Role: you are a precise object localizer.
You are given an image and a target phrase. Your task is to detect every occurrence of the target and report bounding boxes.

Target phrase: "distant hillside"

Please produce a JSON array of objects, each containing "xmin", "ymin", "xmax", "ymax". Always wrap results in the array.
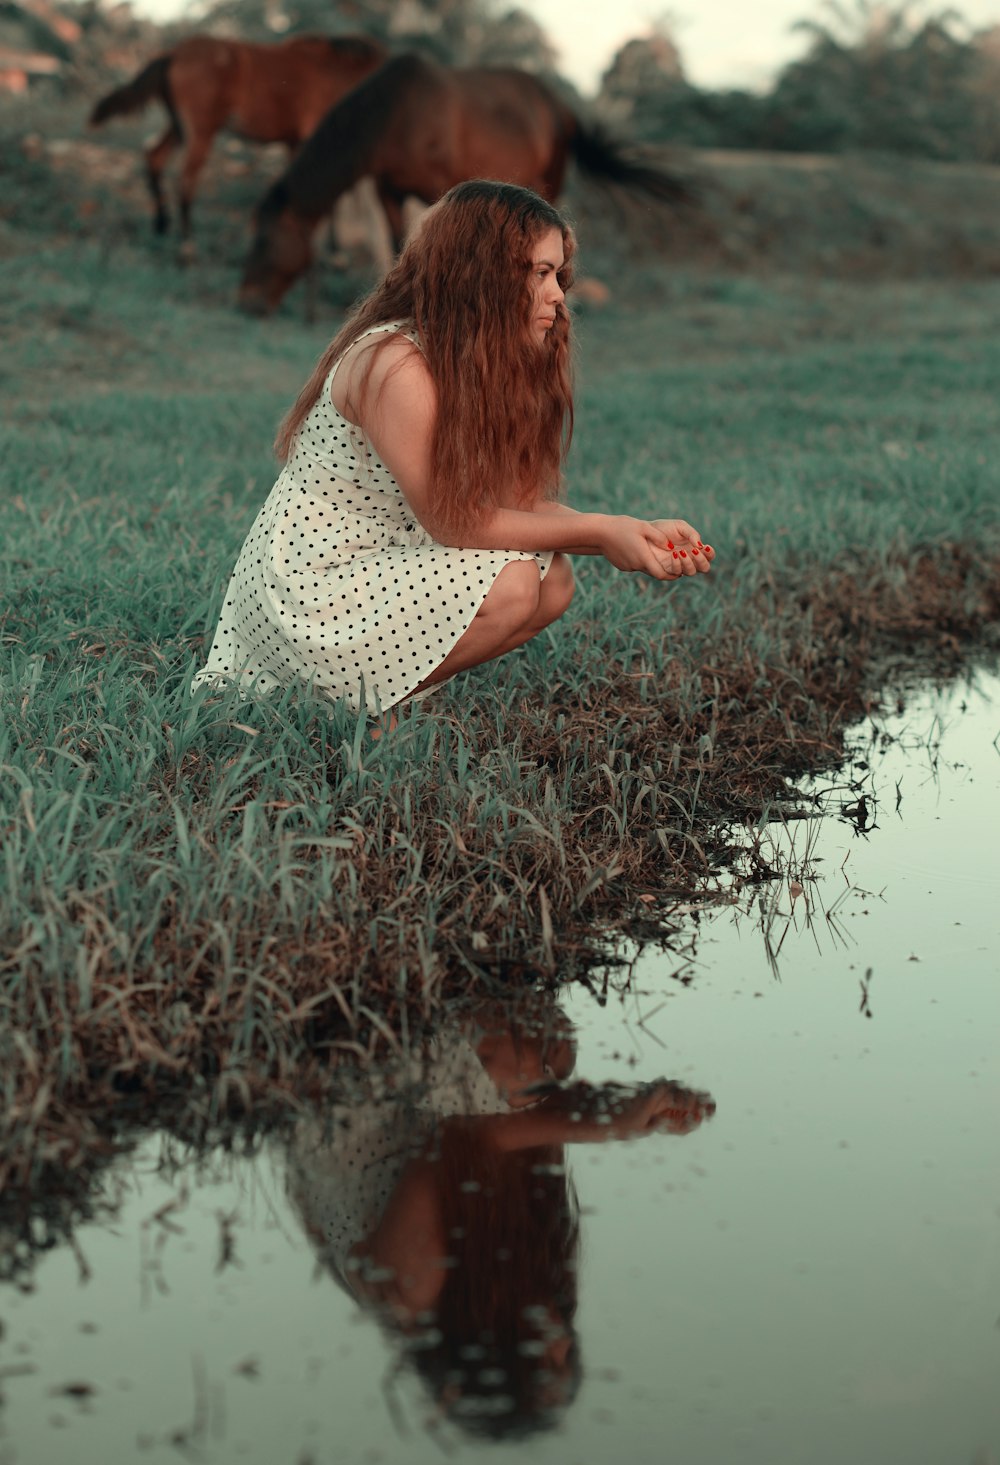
[
  {"xmin": 570, "ymin": 146, "xmax": 1000, "ymax": 282},
  {"xmin": 4, "ymin": 90, "xmax": 1000, "ymax": 289}
]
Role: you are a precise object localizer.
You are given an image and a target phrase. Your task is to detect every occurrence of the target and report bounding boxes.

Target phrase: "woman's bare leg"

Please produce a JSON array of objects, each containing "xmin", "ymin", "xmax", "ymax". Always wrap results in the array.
[
  {"xmin": 410, "ymin": 554, "xmax": 575, "ymax": 695},
  {"xmin": 371, "ymin": 558, "xmax": 574, "ymax": 734}
]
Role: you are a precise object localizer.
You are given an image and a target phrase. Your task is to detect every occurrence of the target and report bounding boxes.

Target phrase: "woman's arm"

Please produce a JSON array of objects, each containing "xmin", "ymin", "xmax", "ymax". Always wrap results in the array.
[
  {"xmin": 527, "ymin": 500, "xmax": 616, "ymax": 557},
  {"xmin": 533, "ymin": 502, "xmax": 714, "ymax": 573},
  {"xmin": 465, "ymin": 1080, "xmax": 715, "ymax": 1150},
  {"xmin": 345, "ymin": 340, "xmax": 707, "ymax": 581}
]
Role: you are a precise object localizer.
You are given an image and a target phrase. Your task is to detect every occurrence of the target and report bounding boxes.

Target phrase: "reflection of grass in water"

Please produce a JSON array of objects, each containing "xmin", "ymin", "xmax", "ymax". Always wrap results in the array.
[
  {"xmin": 2, "ymin": 115, "xmax": 1000, "ymax": 1181},
  {"xmin": 727, "ymin": 800, "xmax": 861, "ymax": 979},
  {"xmin": 720, "ymin": 670, "xmax": 994, "ymax": 980}
]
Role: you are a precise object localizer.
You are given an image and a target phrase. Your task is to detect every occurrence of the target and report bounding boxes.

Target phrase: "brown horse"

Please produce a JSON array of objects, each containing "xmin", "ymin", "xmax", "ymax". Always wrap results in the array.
[
  {"xmin": 238, "ymin": 52, "xmax": 698, "ymax": 315},
  {"xmin": 88, "ymin": 33, "xmax": 387, "ymax": 251}
]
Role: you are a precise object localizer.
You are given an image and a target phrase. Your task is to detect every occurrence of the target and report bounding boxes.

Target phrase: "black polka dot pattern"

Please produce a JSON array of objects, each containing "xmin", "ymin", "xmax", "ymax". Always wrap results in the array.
[
  {"xmin": 194, "ymin": 321, "xmax": 553, "ymax": 712},
  {"xmin": 284, "ymin": 1028, "xmax": 509, "ymax": 1296}
]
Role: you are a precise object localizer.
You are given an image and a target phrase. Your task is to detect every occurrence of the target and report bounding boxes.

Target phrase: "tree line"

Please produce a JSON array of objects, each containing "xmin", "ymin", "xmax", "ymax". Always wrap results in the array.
[{"xmin": 598, "ymin": 3, "xmax": 1000, "ymax": 163}]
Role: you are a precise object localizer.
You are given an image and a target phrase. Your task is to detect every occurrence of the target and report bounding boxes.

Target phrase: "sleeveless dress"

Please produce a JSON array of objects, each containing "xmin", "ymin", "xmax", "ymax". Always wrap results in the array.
[
  {"xmin": 193, "ymin": 321, "xmax": 555, "ymax": 713},
  {"xmin": 282, "ymin": 1026, "xmax": 510, "ymax": 1298}
]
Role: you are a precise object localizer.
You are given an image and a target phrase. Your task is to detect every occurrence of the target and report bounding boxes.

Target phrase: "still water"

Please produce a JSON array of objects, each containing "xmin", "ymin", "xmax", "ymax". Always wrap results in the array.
[{"xmin": 1, "ymin": 671, "xmax": 998, "ymax": 1465}]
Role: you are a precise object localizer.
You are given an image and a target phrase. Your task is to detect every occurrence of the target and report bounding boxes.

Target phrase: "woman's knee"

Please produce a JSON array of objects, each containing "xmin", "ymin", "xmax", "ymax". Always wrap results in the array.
[
  {"xmin": 480, "ymin": 560, "xmax": 542, "ymax": 631},
  {"xmin": 537, "ymin": 553, "xmax": 575, "ymax": 625}
]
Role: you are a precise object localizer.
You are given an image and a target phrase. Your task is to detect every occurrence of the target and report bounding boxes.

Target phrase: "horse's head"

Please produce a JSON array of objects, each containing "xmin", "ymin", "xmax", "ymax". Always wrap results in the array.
[{"xmin": 238, "ymin": 187, "xmax": 314, "ymax": 316}]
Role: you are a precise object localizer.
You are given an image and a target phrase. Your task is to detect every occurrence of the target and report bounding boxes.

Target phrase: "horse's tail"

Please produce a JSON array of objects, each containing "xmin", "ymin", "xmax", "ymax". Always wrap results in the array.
[
  {"xmin": 569, "ymin": 120, "xmax": 698, "ymax": 207},
  {"xmin": 89, "ymin": 54, "xmax": 173, "ymax": 127}
]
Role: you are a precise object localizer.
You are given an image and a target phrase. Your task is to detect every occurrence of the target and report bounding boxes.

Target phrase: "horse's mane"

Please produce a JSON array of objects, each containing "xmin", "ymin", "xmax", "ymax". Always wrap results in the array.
[{"xmin": 278, "ymin": 53, "xmax": 434, "ymax": 221}]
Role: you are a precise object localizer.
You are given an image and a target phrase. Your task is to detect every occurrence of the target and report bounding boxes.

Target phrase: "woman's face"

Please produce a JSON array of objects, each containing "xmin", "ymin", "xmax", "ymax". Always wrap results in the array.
[{"xmin": 527, "ymin": 227, "xmax": 566, "ymax": 342}]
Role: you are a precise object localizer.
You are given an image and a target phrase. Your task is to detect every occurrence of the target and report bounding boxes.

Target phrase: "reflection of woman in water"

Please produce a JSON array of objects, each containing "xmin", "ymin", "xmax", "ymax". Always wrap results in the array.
[{"xmin": 285, "ymin": 998, "xmax": 714, "ymax": 1439}]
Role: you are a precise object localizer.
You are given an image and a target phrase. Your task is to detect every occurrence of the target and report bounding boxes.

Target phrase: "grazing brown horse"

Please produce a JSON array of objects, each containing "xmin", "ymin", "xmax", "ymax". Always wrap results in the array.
[
  {"xmin": 88, "ymin": 33, "xmax": 387, "ymax": 251},
  {"xmin": 238, "ymin": 52, "xmax": 698, "ymax": 315}
]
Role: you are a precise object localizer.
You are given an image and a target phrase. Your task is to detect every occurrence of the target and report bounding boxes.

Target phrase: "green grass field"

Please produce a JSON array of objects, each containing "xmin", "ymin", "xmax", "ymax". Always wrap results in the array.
[{"xmin": 2, "ymin": 107, "xmax": 999, "ymax": 1179}]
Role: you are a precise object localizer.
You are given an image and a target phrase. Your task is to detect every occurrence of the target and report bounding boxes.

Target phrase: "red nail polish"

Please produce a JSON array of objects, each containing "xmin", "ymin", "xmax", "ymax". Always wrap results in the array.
[
  {"xmin": 667, "ymin": 541, "xmax": 674, "ymax": 549},
  {"xmin": 692, "ymin": 547, "xmax": 701, "ymax": 555},
  {"xmin": 704, "ymin": 544, "xmax": 713, "ymax": 553},
  {"xmin": 672, "ymin": 551, "xmax": 679, "ymax": 559},
  {"xmin": 680, "ymin": 551, "xmax": 687, "ymax": 558}
]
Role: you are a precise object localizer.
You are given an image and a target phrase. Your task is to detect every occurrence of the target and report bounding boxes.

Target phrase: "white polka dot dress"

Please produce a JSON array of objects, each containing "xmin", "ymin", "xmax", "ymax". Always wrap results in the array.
[
  {"xmin": 282, "ymin": 1028, "xmax": 510, "ymax": 1298},
  {"xmin": 193, "ymin": 321, "xmax": 554, "ymax": 713}
]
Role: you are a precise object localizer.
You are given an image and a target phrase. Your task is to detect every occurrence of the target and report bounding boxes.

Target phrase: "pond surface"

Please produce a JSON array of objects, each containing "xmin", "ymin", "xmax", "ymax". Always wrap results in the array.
[{"xmin": 1, "ymin": 670, "xmax": 998, "ymax": 1465}]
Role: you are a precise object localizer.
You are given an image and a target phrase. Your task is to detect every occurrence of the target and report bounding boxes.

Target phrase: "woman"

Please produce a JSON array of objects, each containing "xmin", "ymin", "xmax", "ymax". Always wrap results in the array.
[
  {"xmin": 284, "ymin": 994, "xmax": 715, "ymax": 1439},
  {"xmin": 193, "ymin": 180, "xmax": 714, "ymax": 717}
]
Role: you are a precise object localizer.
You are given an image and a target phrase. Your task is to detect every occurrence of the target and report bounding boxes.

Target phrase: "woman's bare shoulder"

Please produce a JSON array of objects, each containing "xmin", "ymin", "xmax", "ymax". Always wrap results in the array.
[
  {"xmin": 332, "ymin": 330, "xmax": 432, "ymax": 423},
  {"xmin": 365, "ymin": 332, "xmax": 430, "ymax": 387}
]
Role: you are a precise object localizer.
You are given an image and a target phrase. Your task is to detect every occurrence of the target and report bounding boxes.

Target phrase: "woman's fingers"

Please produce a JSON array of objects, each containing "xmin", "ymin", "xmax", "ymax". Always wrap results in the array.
[
  {"xmin": 612, "ymin": 1081, "xmax": 715, "ymax": 1136},
  {"xmin": 681, "ymin": 535, "xmax": 713, "ymax": 574},
  {"xmin": 649, "ymin": 519, "xmax": 715, "ymax": 573},
  {"xmin": 662, "ymin": 540, "xmax": 696, "ymax": 576},
  {"xmin": 607, "ymin": 519, "xmax": 714, "ymax": 579},
  {"xmin": 639, "ymin": 525, "xmax": 678, "ymax": 578},
  {"xmin": 650, "ymin": 549, "xmax": 683, "ymax": 579},
  {"xmin": 650, "ymin": 544, "xmax": 694, "ymax": 578},
  {"xmin": 646, "ymin": 1083, "xmax": 716, "ymax": 1133},
  {"xmin": 648, "ymin": 552, "xmax": 676, "ymax": 579}
]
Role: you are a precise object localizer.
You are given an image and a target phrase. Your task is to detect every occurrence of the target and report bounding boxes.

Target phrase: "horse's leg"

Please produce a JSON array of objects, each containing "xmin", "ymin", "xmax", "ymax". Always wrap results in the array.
[
  {"xmin": 326, "ymin": 183, "xmax": 370, "ymax": 269},
  {"xmin": 176, "ymin": 128, "xmax": 216, "ymax": 262},
  {"xmin": 145, "ymin": 122, "xmax": 181, "ymax": 235},
  {"xmin": 350, "ymin": 179, "xmax": 392, "ymax": 273},
  {"xmin": 374, "ymin": 179, "xmax": 408, "ymax": 261}
]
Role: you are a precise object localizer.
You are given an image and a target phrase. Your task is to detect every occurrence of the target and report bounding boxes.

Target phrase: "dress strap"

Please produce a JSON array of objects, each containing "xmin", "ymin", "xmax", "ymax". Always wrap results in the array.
[
  {"xmin": 326, "ymin": 319, "xmax": 420, "ymax": 393},
  {"xmin": 356, "ymin": 319, "xmax": 419, "ymax": 347}
]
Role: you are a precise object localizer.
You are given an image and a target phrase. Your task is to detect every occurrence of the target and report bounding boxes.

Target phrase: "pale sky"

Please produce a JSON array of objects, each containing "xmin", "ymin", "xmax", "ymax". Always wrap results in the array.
[
  {"xmin": 527, "ymin": 0, "xmax": 1000, "ymax": 94},
  {"xmin": 133, "ymin": 0, "xmax": 1000, "ymax": 96}
]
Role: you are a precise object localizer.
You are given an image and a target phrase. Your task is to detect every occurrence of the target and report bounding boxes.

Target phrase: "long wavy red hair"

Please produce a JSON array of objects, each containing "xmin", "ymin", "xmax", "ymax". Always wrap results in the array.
[{"xmin": 274, "ymin": 180, "xmax": 576, "ymax": 539}]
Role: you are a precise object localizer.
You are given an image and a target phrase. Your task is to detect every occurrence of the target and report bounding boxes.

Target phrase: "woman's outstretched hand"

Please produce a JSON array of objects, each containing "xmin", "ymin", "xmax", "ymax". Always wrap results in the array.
[
  {"xmin": 536, "ymin": 1079, "xmax": 716, "ymax": 1142},
  {"xmin": 649, "ymin": 518, "xmax": 715, "ymax": 578},
  {"xmin": 598, "ymin": 516, "xmax": 715, "ymax": 579},
  {"xmin": 601, "ymin": 1081, "xmax": 716, "ymax": 1138},
  {"xmin": 598, "ymin": 516, "xmax": 685, "ymax": 578}
]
